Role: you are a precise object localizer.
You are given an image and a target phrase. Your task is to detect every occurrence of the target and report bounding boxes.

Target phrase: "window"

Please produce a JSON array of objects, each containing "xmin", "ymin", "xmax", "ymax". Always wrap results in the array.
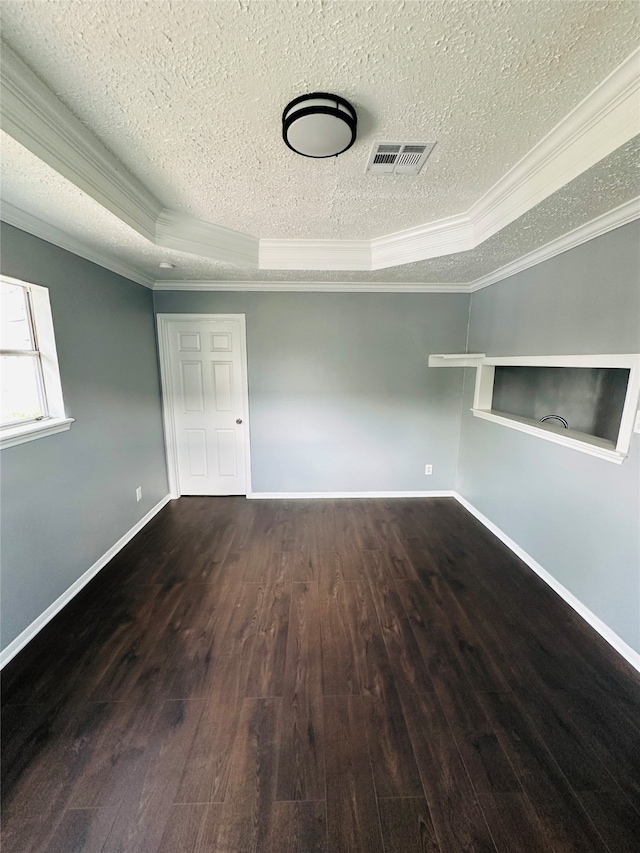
[
  {"xmin": 2, "ymin": 281, "xmax": 47, "ymax": 424},
  {"xmin": 1, "ymin": 275, "xmax": 73, "ymax": 449}
]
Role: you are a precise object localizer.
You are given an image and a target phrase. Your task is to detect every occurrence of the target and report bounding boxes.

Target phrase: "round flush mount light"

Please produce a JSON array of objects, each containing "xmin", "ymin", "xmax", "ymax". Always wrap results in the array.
[
  {"xmin": 282, "ymin": 92, "xmax": 357, "ymax": 158},
  {"xmin": 158, "ymin": 261, "xmax": 176, "ymax": 269}
]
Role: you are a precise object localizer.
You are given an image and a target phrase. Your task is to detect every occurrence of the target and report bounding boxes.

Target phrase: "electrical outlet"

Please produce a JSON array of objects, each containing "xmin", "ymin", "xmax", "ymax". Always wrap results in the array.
[
  {"xmin": 424, "ymin": 464, "xmax": 433, "ymax": 475},
  {"xmin": 136, "ymin": 486, "xmax": 143, "ymax": 502}
]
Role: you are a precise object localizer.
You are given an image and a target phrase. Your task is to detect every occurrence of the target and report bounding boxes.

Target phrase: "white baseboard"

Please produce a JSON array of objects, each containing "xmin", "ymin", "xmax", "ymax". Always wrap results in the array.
[
  {"xmin": 0, "ymin": 495, "xmax": 172, "ymax": 669},
  {"xmin": 452, "ymin": 492, "xmax": 640, "ymax": 674},
  {"xmin": 248, "ymin": 490, "xmax": 456, "ymax": 500}
]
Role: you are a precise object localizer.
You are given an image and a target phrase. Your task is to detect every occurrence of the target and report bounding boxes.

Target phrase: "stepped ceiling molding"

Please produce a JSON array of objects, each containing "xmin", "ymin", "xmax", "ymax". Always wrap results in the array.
[{"xmin": 0, "ymin": 1, "xmax": 639, "ymax": 289}]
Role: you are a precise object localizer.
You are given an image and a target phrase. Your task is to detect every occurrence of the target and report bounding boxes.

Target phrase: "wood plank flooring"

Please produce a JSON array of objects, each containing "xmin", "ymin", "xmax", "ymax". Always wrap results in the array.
[{"xmin": 2, "ymin": 497, "xmax": 640, "ymax": 852}]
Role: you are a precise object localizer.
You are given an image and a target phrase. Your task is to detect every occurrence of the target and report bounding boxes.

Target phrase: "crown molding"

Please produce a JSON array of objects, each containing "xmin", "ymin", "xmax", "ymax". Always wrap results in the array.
[
  {"xmin": 259, "ymin": 239, "xmax": 371, "ymax": 270},
  {"xmin": 371, "ymin": 214, "xmax": 474, "ymax": 269},
  {"xmin": 156, "ymin": 208, "xmax": 259, "ymax": 267},
  {"xmin": 469, "ymin": 46, "xmax": 640, "ymax": 247},
  {"xmin": 1, "ymin": 41, "xmax": 638, "ymax": 276},
  {"xmin": 0, "ymin": 202, "xmax": 155, "ymax": 288},
  {"xmin": 0, "ymin": 42, "xmax": 162, "ymax": 243},
  {"xmin": 3, "ymin": 194, "xmax": 637, "ymax": 295},
  {"xmin": 468, "ymin": 195, "xmax": 640, "ymax": 292},
  {"xmin": 154, "ymin": 198, "xmax": 640, "ymax": 291},
  {"xmin": 152, "ymin": 279, "xmax": 467, "ymax": 293},
  {"xmin": 366, "ymin": 47, "xmax": 640, "ymax": 270}
]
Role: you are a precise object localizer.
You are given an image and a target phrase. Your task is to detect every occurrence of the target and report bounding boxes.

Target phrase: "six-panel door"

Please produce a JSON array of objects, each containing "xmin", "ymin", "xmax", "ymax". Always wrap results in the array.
[{"xmin": 167, "ymin": 318, "xmax": 247, "ymax": 495}]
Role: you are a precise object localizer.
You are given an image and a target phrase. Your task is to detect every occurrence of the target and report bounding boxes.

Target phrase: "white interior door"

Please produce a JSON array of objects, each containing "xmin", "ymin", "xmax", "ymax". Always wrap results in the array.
[{"xmin": 159, "ymin": 315, "xmax": 250, "ymax": 496}]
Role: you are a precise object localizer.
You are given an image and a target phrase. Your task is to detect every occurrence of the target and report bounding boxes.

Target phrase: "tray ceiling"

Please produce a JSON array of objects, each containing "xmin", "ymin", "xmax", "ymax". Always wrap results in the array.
[{"xmin": 1, "ymin": 0, "xmax": 639, "ymax": 286}]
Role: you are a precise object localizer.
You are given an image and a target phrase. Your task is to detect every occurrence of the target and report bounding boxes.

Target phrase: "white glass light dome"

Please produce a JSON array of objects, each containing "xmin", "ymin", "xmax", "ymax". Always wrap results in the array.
[{"xmin": 282, "ymin": 92, "xmax": 357, "ymax": 158}]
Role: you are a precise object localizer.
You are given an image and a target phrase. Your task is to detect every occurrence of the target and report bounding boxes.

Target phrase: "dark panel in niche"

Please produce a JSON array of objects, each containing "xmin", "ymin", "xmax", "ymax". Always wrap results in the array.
[{"xmin": 492, "ymin": 367, "xmax": 630, "ymax": 444}]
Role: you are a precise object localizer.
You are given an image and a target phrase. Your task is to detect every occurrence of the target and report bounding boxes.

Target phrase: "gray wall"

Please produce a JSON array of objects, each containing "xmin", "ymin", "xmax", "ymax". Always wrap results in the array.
[
  {"xmin": 457, "ymin": 221, "xmax": 640, "ymax": 653},
  {"xmin": 0, "ymin": 225, "xmax": 169, "ymax": 652},
  {"xmin": 153, "ymin": 291, "xmax": 470, "ymax": 493},
  {"xmin": 4, "ymin": 219, "xmax": 637, "ymax": 658}
]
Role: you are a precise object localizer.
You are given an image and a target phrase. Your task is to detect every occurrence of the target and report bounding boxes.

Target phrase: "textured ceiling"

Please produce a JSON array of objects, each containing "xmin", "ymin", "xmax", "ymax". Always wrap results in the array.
[
  {"xmin": 0, "ymin": 0, "xmax": 639, "ymax": 283},
  {"xmin": 3, "ymin": 130, "xmax": 638, "ymax": 284}
]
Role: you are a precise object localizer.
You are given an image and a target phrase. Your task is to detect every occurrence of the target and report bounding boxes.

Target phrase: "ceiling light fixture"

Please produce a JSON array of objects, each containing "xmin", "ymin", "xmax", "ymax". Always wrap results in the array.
[
  {"xmin": 158, "ymin": 261, "xmax": 176, "ymax": 269},
  {"xmin": 282, "ymin": 92, "xmax": 357, "ymax": 158}
]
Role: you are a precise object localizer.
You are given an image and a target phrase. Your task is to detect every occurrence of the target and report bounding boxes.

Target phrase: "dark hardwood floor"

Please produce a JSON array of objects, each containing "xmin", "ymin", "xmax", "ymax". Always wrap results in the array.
[{"xmin": 2, "ymin": 497, "xmax": 640, "ymax": 852}]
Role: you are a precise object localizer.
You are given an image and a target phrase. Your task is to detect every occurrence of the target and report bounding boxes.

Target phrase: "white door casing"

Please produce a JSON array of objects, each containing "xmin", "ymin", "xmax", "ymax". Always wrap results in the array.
[{"xmin": 158, "ymin": 314, "xmax": 251, "ymax": 496}]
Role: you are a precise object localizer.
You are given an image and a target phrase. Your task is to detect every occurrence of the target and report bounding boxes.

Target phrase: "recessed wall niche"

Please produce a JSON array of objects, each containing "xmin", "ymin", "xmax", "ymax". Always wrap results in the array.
[
  {"xmin": 491, "ymin": 366, "xmax": 630, "ymax": 444},
  {"xmin": 429, "ymin": 353, "xmax": 640, "ymax": 464},
  {"xmin": 471, "ymin": 354, "xmax": 640, "ymax": 463}
]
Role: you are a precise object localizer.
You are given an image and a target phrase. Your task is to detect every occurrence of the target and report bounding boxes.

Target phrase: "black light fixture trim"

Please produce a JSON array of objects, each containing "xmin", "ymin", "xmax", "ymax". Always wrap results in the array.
[{"xmin": 282, "ymin": 91, "xmax": 357, "ymax": 158}]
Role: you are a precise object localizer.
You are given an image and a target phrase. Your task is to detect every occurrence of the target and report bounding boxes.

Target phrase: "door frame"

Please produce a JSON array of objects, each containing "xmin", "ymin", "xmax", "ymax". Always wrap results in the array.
[{"xmin": 157, "ymin": 313, "xmax": 252, "ymax": 498}]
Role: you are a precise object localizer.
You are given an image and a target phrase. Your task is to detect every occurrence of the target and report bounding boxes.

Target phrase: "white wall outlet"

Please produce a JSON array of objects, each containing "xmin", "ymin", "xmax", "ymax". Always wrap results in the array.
[
  {"xmin": 634, "ymin": 409, "xmax": 640, "ymax": 434},
  {"xmin": 425, "ymin": 464, "xmax": 433, "ymax": 475},
  {"xmin": 136, "ymin": 486, "xmax": 143, "ymax": 502}
]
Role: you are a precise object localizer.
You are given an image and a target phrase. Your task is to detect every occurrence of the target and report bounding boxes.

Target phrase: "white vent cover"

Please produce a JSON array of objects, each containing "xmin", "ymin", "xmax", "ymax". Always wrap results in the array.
[{"xmin": 366, "ymin": 141, "xmax": 435, "ymax": 175}]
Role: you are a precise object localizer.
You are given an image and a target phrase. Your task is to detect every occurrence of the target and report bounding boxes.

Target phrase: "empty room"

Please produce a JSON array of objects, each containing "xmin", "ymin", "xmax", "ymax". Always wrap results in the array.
[{"xmin": 1, "ymin": 2, "xmax": 639, "ymax": 851}]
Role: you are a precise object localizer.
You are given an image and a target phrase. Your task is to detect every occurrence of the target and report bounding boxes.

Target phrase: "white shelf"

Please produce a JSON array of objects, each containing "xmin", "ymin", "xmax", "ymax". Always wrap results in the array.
[
  {"xmin": 471, "ymin": 409, "xmax": 626, "ymax": 464},
  {"xmin": 428, "ymin": 353, "xmax": 485, "ymax": 367}
]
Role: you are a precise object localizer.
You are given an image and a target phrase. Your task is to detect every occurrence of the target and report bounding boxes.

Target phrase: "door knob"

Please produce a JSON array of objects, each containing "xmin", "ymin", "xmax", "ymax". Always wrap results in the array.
[{"xmin": 236, "ymin": 418, "xmax": 243, "ymax": 424}]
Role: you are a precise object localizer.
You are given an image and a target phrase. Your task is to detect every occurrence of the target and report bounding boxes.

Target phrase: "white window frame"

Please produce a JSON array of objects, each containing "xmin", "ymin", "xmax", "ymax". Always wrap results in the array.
[{"xmin": 1, "ymin": 275, "xmax": 73, "ymax": 449}]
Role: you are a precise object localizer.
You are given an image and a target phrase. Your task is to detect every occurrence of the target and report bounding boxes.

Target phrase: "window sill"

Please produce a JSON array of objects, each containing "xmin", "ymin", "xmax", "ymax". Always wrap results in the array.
[
  {"xmin": 471, "ymin": 409, "xmax": 626, "ymax": 464},
  {"xmin": 1, "ymin": 417, "xmax": 74, "ymax": 450}
]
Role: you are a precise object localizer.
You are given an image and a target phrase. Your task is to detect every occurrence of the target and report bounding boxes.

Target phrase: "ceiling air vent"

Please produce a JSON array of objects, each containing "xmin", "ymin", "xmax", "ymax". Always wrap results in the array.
[{"xmin": 366, "ymin": 141, "xmax": 435, "ymax": 175}]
